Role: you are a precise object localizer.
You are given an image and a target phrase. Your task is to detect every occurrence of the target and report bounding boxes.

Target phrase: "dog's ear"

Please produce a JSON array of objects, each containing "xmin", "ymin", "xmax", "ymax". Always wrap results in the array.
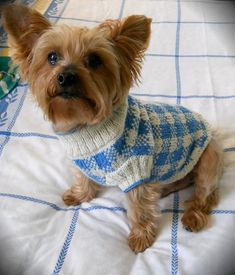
[
  {"xmin": 100, "ymin": 15, "xmax": 152, "ymax": 52},
  {"xmin": 99, "ymin": 15, "xmax": 152, "ymax": 85},
  {"xmin": 3, "ymin": 4, "xmax": 51, "ymax": 77},
  {"xmin": 114, "ymin": 15, "xmax": 151, "ymax": 48}
]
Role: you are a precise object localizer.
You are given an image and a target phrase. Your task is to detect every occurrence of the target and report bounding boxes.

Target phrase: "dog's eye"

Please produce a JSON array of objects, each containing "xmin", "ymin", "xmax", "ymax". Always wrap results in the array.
[
  {"xmin": 48, "ymin": 52, "xmax": 58, "ymax": 66},
  {"xmin": 86, "ymin": 54, "xmax": 102, "ymax": 69}
]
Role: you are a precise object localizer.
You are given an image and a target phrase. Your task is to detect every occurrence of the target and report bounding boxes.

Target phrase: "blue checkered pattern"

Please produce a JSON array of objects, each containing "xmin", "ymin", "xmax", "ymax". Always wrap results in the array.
[
  {"xmin": 0, "ymin": 1, "xmax": 235, "ymax": 275},
  {"xmin": 74, "ymin": 96, "xmax": 211, "ymax": 192}
]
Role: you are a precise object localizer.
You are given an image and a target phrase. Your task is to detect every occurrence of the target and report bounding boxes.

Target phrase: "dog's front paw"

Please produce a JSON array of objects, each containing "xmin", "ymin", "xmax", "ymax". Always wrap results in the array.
[
  {"xmin": 128, "ymin": 228, "xmax": 156, "ymax": 253},
  {"xmin": 181, "ymin": 209, "xmax": 208, "ymax": 232},
  {"xmin": 63, "ymin": 185, "xmax": 97, "ymax": 206},
  {"xmin": 63, "ymin": 189, "xmax": 81, "ymax": 206}
]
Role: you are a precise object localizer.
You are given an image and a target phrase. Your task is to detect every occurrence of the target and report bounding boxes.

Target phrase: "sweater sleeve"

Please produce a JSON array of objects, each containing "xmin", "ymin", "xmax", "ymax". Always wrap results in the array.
[{"xmin": 106, "ymin": 155, "xmax": 154, "ymax": 192}]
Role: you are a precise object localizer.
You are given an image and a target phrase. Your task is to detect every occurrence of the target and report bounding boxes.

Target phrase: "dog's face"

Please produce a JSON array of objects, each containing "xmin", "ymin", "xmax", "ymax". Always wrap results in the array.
[{"xmin": 3, "ymin": 5, "xmax": 151, "ymax": 131}]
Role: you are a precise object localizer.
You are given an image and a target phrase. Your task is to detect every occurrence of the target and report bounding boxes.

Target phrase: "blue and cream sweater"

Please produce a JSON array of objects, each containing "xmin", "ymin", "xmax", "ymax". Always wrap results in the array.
[{"xmin": 58, "ymin": 96, "xmax": 211, "ymax": 192}]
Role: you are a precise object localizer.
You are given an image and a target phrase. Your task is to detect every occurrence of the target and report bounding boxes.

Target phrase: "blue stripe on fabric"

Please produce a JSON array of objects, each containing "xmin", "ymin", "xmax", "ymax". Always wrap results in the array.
[
  {"xmin": 5, "ymin": 89, "xmax": 27, "ymax": 131},
  {"xmin": 52, "ymin": 210, "xmax": 79, "ymax": 275},
  {"xmin": 175, "ymin": 0, "xmax": 182, "ymax": 105},
  {"xmin": 56, "ymin": 0, "xmax": 70, "ymax": 20},
  {"xmin": 171, "ymin": 192, "xmax": 179, "ymax": 275},
  {"xmin": 18, "ymin": 83, "xmax": 28, "ymax": 87},
  {"xmin": 152, "ymin": 21, "xmax": 235, "ymax": 25},
  {"xmin": 162, "ymin": 209, "xmax": 235, "ymax": 215},
  {"xmin": 0, "ymin": 193, "xmax": 70, "ymax": 211},
  {"xmin": 162, "ymin": 209, "xmax": 184, "ymax": 214},
  {"xmin": 146, "ymin": 53, "xmax": 235, "ymax": 58},
  {"xmin": 83, "ymin": 205, "xmax": 126, "ymax": 212},
  {"xmin": 0, "ymin": 86, "xmax": 27, "ymax": 156},
  {"xmin": 44, "ymin": 0, "xmax": 70, "ymax": 23},
  {"xmin": 48, "ymin": 15, "xmax": 101, "ymax": 23},
  {"xmin": 56, "ymin": 127, "xmax": 78, "ymax": 136},
  {"xmin": 131, "ymin": 93, "xmax": 235, "ymax": 99},
  {"xmin": 224, "ymin": 147, "xmax": 235, "ymax": 152},
  {"xmin": 211, "ymin": 210, "xmax": 235, "ymax": 215},
  {"xmin": 0, "ymin": 131, "xmax": 58, "ymax": 140},
  {"xmin": 1, "ymin": 192, "xmax": 235, "ymax": 215},
  {"xmin": 0, "ymin": 193, "xmax": 126, "ymax": 213},
  {"xmin": 46, "ymin": 17, "xmax": 235, "ymax": 25},
  {"xmin": 118, "ymin": 0, "xmax": 126, "ymax": 19}
]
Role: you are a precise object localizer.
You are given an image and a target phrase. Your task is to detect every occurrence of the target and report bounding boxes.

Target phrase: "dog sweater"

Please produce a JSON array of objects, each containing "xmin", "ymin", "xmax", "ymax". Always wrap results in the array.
[{"xmin": 57, "ymin": 96, "xmax": 212, "ymax": 192}]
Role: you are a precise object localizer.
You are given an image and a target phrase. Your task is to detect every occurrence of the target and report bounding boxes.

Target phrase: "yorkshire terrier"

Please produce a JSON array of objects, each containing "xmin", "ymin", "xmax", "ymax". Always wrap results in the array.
[{"xmin": 3, "ymin": 4, "xmax": 224, "ymax": 253}]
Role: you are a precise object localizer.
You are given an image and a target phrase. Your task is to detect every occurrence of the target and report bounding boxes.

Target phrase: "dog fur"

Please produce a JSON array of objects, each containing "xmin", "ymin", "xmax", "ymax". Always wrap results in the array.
[{"xmin": 3, "ymin": 4, "xmax": 224, "ymax": 253}]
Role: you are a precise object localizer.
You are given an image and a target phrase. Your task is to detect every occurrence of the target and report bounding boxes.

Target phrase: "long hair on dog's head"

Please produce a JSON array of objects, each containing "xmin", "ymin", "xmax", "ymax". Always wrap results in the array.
[{"xmin": 3, "ymin": 4, "xmax": 151, "ymax": 131}]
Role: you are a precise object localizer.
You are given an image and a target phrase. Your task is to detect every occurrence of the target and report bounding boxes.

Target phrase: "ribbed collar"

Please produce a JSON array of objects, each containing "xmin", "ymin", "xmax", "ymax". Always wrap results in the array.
[{"xmin": 56, "ymin": 99, "xmax": 128, "ymax": 159}]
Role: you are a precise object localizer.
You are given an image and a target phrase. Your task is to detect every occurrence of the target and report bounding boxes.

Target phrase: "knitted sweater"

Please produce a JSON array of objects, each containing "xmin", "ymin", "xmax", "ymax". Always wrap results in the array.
[{"xmin": 57, "ymin": 96, "xmax": 212, "ymax": 192}]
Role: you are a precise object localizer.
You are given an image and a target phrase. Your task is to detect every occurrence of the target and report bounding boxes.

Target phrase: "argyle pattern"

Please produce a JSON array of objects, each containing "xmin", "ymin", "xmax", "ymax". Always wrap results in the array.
[{"xmin": 62, "ymin": 96, "xmax": 212, "ymax": 192}]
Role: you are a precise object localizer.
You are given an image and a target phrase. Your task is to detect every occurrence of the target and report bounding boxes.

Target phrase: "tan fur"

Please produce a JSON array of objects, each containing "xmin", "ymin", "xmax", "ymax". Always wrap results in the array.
[
  {"xmin": 127, "ymin": 138, "xmax": 223, "ymax": 252},
  {"xmin": 63, "ymin": 169, "xmax": 102, "ymax": 205},
  {"xmin": 3, "ymin": 5, "xmax": 51, "ymax": 79},
  {"xmin": 3, "ymin": 5, "xmax": 151, "ymax": 132},
  {"xmin": 3, "ymin": 4, "xmax": 224, "ymax": 253},
  {"xmin": 181, "ymin": 138, "xmax": 223, "ymax": 232},
  {"xmin": 127, "ymin": 183, "xmax": 161, "ymax": 253},
  {"xmin": 161, "ymin": 171, "xmax": 194, "ymax": 198}
]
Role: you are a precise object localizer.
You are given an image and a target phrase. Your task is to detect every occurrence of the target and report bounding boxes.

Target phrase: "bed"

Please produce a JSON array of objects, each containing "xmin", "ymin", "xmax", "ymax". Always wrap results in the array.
[{"xmin": 0, "ymin": 0, "xmax": 235, "ymax": 274}]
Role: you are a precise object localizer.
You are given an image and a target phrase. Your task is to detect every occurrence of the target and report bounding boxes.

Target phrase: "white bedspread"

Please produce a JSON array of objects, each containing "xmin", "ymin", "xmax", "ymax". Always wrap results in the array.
[{"xmin": 0, "ymin": 1, "xmax": 235, "ymax": 274}]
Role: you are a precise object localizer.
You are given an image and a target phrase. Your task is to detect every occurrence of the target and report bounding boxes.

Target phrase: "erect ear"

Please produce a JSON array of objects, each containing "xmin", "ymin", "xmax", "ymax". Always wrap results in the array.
[
  {"xmin": 114, "ymin": 15, "xmax": 151, "ymax": 47},
  {"xmin": 3, "ymin": 4, "xmax": 51, "ymax": 77},
  {"xmin": 99, "ymin": 15, "xmax": 152, "ymax": 85},
  {"xmin": 100, "ymin": 15, "xmax": 152, "ymax": 52}
]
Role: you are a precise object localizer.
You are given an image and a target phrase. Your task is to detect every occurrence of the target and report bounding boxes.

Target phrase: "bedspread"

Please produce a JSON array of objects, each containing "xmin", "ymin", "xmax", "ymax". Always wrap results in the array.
[{"xmin": 0, "ymin": 1, "xmax": 235, "ymax": 275}]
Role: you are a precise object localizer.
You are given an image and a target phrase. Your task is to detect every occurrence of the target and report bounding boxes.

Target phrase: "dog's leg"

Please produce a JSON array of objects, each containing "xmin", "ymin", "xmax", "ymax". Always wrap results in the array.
[
  {"xmin": 63, "ymin": 169, "xmax": 102, "ymax": 205},
  {"xmin": 161, "ymin": 172, "xmax": 194, "ymax": 198},
  {"xmin": 181, "ymin": 138, "xmax": 223, "ymax": 232},
  {"xmin": 127, "ymin": 183, "xmax": 161, "ymax": 253}
]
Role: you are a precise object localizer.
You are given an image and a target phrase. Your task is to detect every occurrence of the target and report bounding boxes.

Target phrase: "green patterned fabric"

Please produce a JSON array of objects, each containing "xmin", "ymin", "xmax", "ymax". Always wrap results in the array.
[{"xmin": 0, "ymin": 56, "xmax": 20, "ymax": 99}]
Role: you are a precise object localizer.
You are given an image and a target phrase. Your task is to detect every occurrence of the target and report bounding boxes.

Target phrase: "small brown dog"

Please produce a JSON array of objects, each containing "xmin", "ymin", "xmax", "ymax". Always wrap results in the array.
[{"xmin": 3, "ymin": 5, "xmax": 223, "ymax": 253}]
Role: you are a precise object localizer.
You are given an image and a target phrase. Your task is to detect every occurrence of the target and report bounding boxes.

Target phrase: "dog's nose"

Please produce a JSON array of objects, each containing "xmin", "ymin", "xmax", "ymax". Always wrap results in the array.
[{"xmin": 57, "ymin": 72, "xmax": 79, "ymax": 87}]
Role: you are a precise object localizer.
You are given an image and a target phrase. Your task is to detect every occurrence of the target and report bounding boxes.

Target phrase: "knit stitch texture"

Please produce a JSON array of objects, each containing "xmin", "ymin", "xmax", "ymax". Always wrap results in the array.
[{"xmin": 57, "ymin": 96, "xmax": 212, "ymax": 192}]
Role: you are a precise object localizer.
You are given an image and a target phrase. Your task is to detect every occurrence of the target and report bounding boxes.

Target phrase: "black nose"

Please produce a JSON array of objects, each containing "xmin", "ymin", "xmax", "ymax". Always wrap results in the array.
[{"xmin": 57, "ymin": 72, "xmax": 79, "ymax": 87}]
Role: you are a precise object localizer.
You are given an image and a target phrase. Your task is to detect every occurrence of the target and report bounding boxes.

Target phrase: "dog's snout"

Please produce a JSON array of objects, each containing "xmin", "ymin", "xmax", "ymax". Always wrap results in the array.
[
  {"xmin": 57, "ymin": 72, "xmax": 79, "ymax": 87},
  {"xmin": 56, "ymin": 68, "xmax": 82, "ymax": 99}
]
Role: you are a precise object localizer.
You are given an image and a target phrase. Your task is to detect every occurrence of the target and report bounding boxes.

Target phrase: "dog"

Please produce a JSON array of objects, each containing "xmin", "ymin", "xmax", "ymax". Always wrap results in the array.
[{"xmin": 3, "ymin": 4, "xmax": 224, "ymax": 253}]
